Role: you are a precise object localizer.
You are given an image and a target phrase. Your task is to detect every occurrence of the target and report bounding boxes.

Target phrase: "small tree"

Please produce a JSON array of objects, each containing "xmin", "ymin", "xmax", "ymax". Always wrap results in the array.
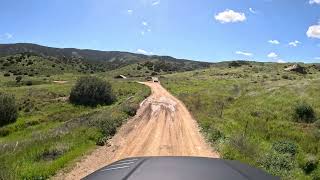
[
  {"xmin": 70, "ymin": 76, "xmax": 115, "ymax": 106},
  {"xmin": 0, "ymin": 92, "xmax": 18, "ymax": 127}
]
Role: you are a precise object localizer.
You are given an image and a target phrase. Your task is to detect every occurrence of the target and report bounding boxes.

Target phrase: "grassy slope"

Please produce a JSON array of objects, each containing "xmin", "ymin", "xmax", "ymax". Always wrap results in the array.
[
  {"xmin": 162, "ymin": 63, "xmax": 320, "ymax": 179},
  {"xmin": 0, "ymin": 71, "xmax": 150, "ymax": 179}
]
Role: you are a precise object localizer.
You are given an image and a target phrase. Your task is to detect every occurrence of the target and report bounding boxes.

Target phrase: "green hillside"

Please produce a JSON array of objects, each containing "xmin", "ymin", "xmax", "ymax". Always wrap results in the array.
[
  {"xmin": 162, "ymin": 62, "xmax": 320, "ymax": 179},
  {"xmin": 0, "ymin": 43, "xmax": 212, "ymax": 179},
  {"xmin": 0, "ymin": 43, "xmax": 211, "ymax": 72}
]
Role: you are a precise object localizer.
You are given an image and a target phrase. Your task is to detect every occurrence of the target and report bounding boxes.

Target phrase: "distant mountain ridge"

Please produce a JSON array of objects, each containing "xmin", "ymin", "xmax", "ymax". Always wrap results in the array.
[{"xmin": 0, "ymin": 43, "xmax": 209, "ymax": 66}]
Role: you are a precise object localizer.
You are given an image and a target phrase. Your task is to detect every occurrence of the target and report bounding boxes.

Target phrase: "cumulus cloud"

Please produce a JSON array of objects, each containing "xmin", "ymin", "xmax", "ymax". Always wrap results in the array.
[
  {"xmin": 267, "ymin": 52, "xmax": 278, "ymax": 58},
  {"xmin": 235, "ymin": 51, "xmax": 253, "ymax": 57},
  {"xmin": 214, "ymin": 9, "xmax": 246, "ymax": 24},
  {"xmin": 307, "ymin": 25, "xmax": 320, "ymax": 39},
  {"xmin": 288, "ymin": 40, "xmax": 300, "ymax": 47},
  {"xmin": 0, "ymin": 33, "xmax": 13, "ymax": 39},
  {"xmin": 127, "ymin": 9, "xmax": 133, "ymax": 15},
  {"xmin": 136, "ymin": 49, "xmax": 152, "ymax": 55},
  {"xmin": 249, "ymin": 8, "xmax": 256, "ymax": 14},
  {"xmin": 268, "ymin": 40, "xmax": 280, "ymax": 45},
  {"xmin": 309, "ymin": 0, "xmax": 320, "ymax": 4},
  {"xmin": 152, "ymin": 0, "xmax": 160, "ymax": 6},
  {"xmin": 142, "ymin": 21, "xmax": 148, "ymax": 26},
  {"xmin": 277, "ymin": 59, "xmax": 286, "ymax": 63},
  {"xmin": 5, "ymin": 33, "xmax": 13, "ymax": 39}
]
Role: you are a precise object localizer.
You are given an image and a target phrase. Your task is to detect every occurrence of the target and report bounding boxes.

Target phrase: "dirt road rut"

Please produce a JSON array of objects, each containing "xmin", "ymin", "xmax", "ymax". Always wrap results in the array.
[{"xmin": 56, "ymin": 82, "xmax": 219, "ymax": 179}]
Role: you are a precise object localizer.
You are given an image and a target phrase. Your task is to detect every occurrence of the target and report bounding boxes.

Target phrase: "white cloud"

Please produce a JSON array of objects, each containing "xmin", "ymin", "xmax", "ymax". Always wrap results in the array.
[
  {"xmin": 142, "ymin": 21, "xmax": 148, "ymax": 26},
  {"xmin": 0, "ymin": 33, "xmax": 13, "ymax": 39},
  {"xmin": 267, "ymin": 52, "xmax": 278, "ymax": 58},
  {"xmin": 315, "ymin": 57, "xmax": 320, "ymax": 60},
  {"xmin": 288, "ymin": 40, "xmax": 300, "ymax": 47},
  {"xmin": 249, "ymin": 8, "xmax": 256, "ymax": 14},
  {"xmin": 151, "ymin": 0, "xmax": 160, "ymax": 6},
  {"xmin": 309, "ymin": 0, "xmax": 320, "ymax": 4},
  {"xmin": 306, "ymin": 25, "xmax": 320, "ymax": 39},
  {"xmin": 147, "ymin": 29, "xmax": 151, "ymax": 32},
  {"xmin": 268, "ymin": 40, "xmax": 280, "ymax": 45},
  {"xmin": 235, "ymin": 51, "xmax": 253, "ymax": 57},
  {"xmin": 214, "ymin": 9, "xmax": 246, "ymax": 24},
  {"xmin": 277, "ymin": 59, "xmax": 286, "ymax": 63},
  {"xmin": 136, "ymin": 49, "xmax": 153, "ymax": 55},
  {"xmin": 141, "ymin": 31, "xmax": 145, "ymax": 35},
  {"xmin": 127, "ymin": 10, "xmax": 133, "ymax": 15}
]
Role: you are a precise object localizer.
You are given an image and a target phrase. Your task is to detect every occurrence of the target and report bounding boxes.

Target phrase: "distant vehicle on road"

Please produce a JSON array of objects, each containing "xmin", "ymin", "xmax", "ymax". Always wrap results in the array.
[
  {"xmin": 83, "ymin": 156, "xmax": 278, "ymax": 180},
  {"xmin": 152, "ymin": 77, "xmax": 159, "ymax": 83}
]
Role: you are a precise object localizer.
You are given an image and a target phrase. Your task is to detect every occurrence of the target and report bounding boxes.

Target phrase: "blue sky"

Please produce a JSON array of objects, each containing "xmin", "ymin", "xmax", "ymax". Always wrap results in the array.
[{"xmin": 1, "ymin": 0, "xmax": 320, "ymax": 62}]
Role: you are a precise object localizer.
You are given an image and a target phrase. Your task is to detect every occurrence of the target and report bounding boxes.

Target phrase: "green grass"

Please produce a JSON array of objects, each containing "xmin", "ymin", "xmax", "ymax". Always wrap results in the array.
[
  {"xmin": 0, "ymin": 72, "xmax": 150, "ymax": 179},
  {"xmin": 162, "ymin": 63, "xmax": 320, "ymax": 179}
]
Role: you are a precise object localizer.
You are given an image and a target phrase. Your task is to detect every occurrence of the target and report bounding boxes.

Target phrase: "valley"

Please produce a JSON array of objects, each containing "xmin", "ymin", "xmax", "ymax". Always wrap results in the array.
[{"xmin": 0, "ymin": 44, "xmax": 320, "ymax": 179}]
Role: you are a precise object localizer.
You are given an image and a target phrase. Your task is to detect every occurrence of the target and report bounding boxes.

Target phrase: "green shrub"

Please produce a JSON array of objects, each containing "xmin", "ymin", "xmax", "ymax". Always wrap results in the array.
[
  {"xmin": 314, "ymin": 120, "xmax": 320, "ymax": 129},
  {"xmin": 228, "ymin": 61, "xmax": 241, "ymax": 67},
  {"xmin": 39, "ymin": 149, "xmax": 64, "ymax": 161},
  {"xmin": 122, "ymin": 103, "xmax": 138, "ymax": 116},
  {"xmin": 272, "ymin": 140, "xmax": 297, "ymax": 156},
  {"xmin": 294, "ymin": 102, "xmax": 316, "ymax": 123},
  {"xmin": 282, "ymin": 75, "xmax": 289, "ymax": 79},
  {"xmin": 96, "ymin": 136, "xmax": 108, "ymax": 146},
  {"xmin": 207, "ymin": 127, "xmax": 224, "ymax": 143},
  {"xmin": 15, "ymin": 76, "xmax": 22, "ymax": 83},
  {"xmin": 229, "ymin": 134, "xmax": 257, "ymax": 157},
  {"xmin": 0, "ymin": 92, "xmax": 18, "ymax": 127},
  {"xmin": 259, "ymin": 151, "xmax": 294, "ymax": 176},
  {"xmin": 298, "ymin": 154, "xmax": 318, "ymax": 174},
  {"xmin": 0, "ymin": 127, "xmax": 10, "ymax": 137},
  {"xmin": 70, "ymin": 76, "xmax": 115, "ymax": 106},
  {"xmin": 25, "ymin": 81, "xmax": 33, "ymax": 86},
  {"xmin": 312, "ymin": 168, "xmax": 320, "ymax": 179},
  {"xmin": 99, "ymin": 118, "xmax": 120, "ymax": 136}
]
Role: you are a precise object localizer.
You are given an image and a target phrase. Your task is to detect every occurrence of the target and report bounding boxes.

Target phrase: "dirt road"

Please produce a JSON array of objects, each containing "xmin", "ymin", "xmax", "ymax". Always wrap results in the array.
[{"xmin": 55, "ymin": 82, "xmax": 219, "ymax": 179}]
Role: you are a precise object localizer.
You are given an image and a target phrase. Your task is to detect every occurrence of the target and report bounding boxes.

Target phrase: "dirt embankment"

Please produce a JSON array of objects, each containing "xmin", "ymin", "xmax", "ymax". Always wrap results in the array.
[{"xmin": 55, "ymin": 82, "xmax": 219, "ymax": 179}]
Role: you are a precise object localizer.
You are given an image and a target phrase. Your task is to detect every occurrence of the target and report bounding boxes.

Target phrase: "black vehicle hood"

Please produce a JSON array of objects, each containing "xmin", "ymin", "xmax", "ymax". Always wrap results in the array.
[{"xmin": 83, "ymin": 156, "xmax": 279, "ymax": 180}]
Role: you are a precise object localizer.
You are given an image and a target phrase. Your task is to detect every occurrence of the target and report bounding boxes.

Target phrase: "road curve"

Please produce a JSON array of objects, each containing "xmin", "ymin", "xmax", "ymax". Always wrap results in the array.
[{"xmin": 55, "ymin": 82, "xmax": 219, "ymax": 179}]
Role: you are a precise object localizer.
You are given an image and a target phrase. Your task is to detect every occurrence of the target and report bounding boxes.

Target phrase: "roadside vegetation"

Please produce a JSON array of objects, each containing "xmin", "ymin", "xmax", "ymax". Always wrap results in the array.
[
  {"xmin": 0, "ymin": 92, "xmax": 18, "ymax": 126},
  {"xmin": 1, "ymin": 48, "xmax": 320, "ymax": 180},
  {"xmin": 0, "ymin": 63, "xmax": 150, "ymax": 179},
  {"xmin": 162, "ymin": 62, "xmax": 320, "ymax": 179},
  {"xmin": 69, "ymin": 76, "xmax": 115, "ymax": 106}
]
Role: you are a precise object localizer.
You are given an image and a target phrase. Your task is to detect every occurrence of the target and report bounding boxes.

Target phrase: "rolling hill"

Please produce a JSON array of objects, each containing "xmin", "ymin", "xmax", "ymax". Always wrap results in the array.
[{"xmin": 0, "ymin": 43, "xmax": 211, "ymax": 72}]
